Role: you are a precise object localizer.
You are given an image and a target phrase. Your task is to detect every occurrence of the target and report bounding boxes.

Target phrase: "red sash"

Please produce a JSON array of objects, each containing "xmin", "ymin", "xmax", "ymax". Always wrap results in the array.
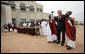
[
  {"xmin": 14, "ymin": 26, "xmax": 17, "ymax": 30},
  {"xmin": 4, "ymin": 25, "xmax": 7, "ymax": 29},
  {"xmin": 49, "ymin": 20, "xmax": 57, "ymax": 36},
  {"xmin": 49, "ymin": 20, "xmax": 52, "ymax": 33},
  {"xmin": 65, "ymin": 19, "xmax": 76, "ymax": 41},
  {"xmin": 10, "ymin": 26, "xmax": 12, "ymax": 29}
]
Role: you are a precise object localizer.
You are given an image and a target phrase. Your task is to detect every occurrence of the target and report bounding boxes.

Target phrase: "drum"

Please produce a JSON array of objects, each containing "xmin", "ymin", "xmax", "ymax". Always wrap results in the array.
[{"xmin": 35, "ymin": 27, "xmax": 40, "ymax": 35}]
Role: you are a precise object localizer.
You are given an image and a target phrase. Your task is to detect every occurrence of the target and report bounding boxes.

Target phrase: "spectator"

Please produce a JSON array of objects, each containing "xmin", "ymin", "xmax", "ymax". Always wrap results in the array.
[
  {"xmin": 3, "ymin": 24, "xmax": 8, "ymax": 32},
  {"xmin": 7, "ymin": 23, "xmax": 10, "ymax": 32}
]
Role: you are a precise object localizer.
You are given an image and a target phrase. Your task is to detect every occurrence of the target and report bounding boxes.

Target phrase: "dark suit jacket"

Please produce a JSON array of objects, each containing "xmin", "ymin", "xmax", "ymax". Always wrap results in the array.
[{"xmin": 55, "ymin": 15, "xmax": 66, "ymax": 30}]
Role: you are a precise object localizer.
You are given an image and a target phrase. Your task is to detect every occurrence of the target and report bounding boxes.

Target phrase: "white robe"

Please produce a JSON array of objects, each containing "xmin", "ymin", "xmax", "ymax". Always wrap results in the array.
[
  {"xmin": 66, "ymin": 20, "xmax": 75, "ymax": 48},
  {"xmin": 67, "ymin": 37, "xmax": 75, "ymax": 48},
  {"xmin": 23, "ymin": 23, "xmax": 26, "ymax": 27},
  {"xmin": 40, "ymin": 24, "xmax": 43, "ymax": 36},
  {"xmin": 46, "ymin": 23, "xmax": 53, "ymax": 41},
  {"xmin": 41, "ymin": 21, "xmax": 47, "ymax": 36},
  {"xmin": 52, "ymin": 34, "xmax": 57, "ymax": 41},
  {"xmin": 4, "ymin": 29, "xmax": 8, "ymax": 32},
  {"xmin": 14, "ymin": 29, "xmax": 17, "ymax": 32},
  {"xmin": 12, "ymin": 24, "xmax": 14, "ymax": 28},
  {"xmin": 10, "ymin": 28, "xmax": 13, "ymax": 32},
  {"xmin": 28, "ymin": 23, "xmax": 31, "ymax": 27},
  {"xmin": 46, "ymin": 21, "xmax": 57, "ymax": 42}
]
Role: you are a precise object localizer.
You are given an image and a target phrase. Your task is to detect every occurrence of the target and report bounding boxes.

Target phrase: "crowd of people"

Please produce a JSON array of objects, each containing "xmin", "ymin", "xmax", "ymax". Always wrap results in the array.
[
  {"xmin": 19, "ymin": 20, "xmax": 42, "ymax": 28},
  {"xmin": 40, "ymin": 10, "xmax": 76, "ymax": 50},
  {"xmin": 3, "ymin": 10, "xmax": 76, "ymax": 50},
  {"xmin": 3, "ymin": 23, "xmax": 17, "ymax": 32}
]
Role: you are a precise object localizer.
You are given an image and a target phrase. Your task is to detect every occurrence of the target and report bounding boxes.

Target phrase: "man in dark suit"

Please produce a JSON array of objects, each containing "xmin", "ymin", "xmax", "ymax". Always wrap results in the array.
[
  {"xmin": 7, "ymin": 23, "xmax": 10, "ymax": 32},
  {"xmin": 55, "ymin": 10, "xmax": 66, "ymax": 46}
]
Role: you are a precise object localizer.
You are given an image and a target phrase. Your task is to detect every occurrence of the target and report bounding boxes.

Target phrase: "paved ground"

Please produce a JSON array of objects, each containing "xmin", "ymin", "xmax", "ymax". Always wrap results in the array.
[{"xmin": 1, "ymin": 25, "xmax": 84, "ymax": 53}]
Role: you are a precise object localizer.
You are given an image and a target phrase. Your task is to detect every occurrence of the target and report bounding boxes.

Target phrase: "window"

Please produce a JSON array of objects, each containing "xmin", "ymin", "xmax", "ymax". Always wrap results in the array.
[
  {"xmin": 37, "ymin": 7, "xmax": 39, "ymax": 12},
  {"xmin": 37, "ymin": 19, "xmax": 41, "ymax": 22},
  {"xmin": 21, "ymin": 19, "xmax": 26, "ymax": 22},
  {"xmin": 30, "ymin": 5, "xmax": 35, "ymax": 11},
  {"xmin": 20, "ymin": 3, "xmax": 26, "ymax": 11},
  {"xmin": 30, "ymin": 19, "xmax": 35, "ymax": 22},
  {"xmin": 40, "ymin": 8, "xmax": 43, "ymax": 12},
  {"xmin": 11, "ymin": 4, "xmax": 16, "ymax": 10},
  {"xmin": 37, "ymin": 7, "xmax": 42, "ymax": 12},
  {"xmin": 12, "ymin": 18, "xmax": 16, "ymax": 25},
  {"xmin": 10, "ymin": 1, "xmax": 16, "ymax": 10}
]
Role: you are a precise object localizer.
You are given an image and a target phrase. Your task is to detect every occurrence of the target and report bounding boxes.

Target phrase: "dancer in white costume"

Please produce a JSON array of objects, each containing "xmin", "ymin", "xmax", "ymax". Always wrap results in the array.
[
  {"xmin": 23, "ymin": 22, "xmax": 27, "ymax": 27},
  {"xmin": 46, "ymin": 15, "xmax": 57, "ymax": 43},
  {"xmin": 4, "ymin": 24, "xmax": 8, "ymax": 32},
  {"xmin": 14, "ymin": 25, "xmax": 17, "ymax": 32},
  {"xmin": 46, "ymin": 20, "xmax": 53, "ymax": 42},
  {"xmin": 66, "ymin": 20, "xmax": 75, "ymax": 48},
  {"xmin": 41, "ymin": 19, "xmax": 47, "ymax": 36},
  {"xmin": 65, "ymin": 11, "xmax": 76, "ymax": 50},
  {"xmin": 10, "ymin": 23, "xmax": 13, "ymax": 32},
  {"xmin": 39, "ymin": 21, "xmax": 43, "ymax": 36}
]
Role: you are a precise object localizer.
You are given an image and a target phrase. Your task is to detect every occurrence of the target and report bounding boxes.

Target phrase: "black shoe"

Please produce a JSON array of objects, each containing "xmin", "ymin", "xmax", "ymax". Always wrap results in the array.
[
  {"xmin": 66, "ymin": 46, "xmax": 72, "ymax": 50},
  {"xmin": 53, "ymin": 40, "xmax": 57, "ymax": 43},
  {"xmin": 57, "ymin": 42, "xmax": 60, "ymax": 44},
  {"xmin": 61, "ymin": 43, "xmax": 64, "ymax": 46},
  {"xmin": 66, "ymin": 45, "xmax": 69, "ymax": 47},
  {"xmin": 48, "ymin": 41, "xmax": 52, "ymax": 43}
]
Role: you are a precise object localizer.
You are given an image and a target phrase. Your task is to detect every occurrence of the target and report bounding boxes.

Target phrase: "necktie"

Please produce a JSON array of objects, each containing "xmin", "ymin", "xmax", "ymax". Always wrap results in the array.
[{"xmin": 59, "ymin": 16, "xmax": 60, "ymax": 22}]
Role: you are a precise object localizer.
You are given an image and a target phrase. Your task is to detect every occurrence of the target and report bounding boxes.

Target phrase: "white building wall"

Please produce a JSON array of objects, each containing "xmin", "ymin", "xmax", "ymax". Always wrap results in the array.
[
  {"xmin": 5, "ymin": 5, "xmax": 12, "ymax": 23},
  {"xmin": 1, "ymin": 5, "xmax": 6, "ymax": 31}
]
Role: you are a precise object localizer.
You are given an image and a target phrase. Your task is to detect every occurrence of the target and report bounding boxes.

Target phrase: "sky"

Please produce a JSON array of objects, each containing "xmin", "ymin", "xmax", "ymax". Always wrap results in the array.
[{"xmin": 36, "ymin": 1, "xmax": 84, "ymax": 21}]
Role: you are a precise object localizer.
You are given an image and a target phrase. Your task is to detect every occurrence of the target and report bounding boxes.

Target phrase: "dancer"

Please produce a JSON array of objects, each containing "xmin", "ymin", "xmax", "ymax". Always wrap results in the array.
[
  {"xmin": 39, "ymin": 20, "xmax": 43, "ymax": 36},
  {"xmin": 41, "ymin": 19, "xmax": 47, "ymax": 36},
  {"xmin": 65, "ymin": 11, "xmax": 76, "ymax": 50},
  {"xmin": 14, "ymin": 24, "xmax": 17, "ymax": 32},
  {"xmin": 7, "ymin": 23, "xmax": 10, "ymax": 32},
  {"xmin": 10, "ymin": 23, "xmax": 13, "ymax": 32},
  {"xmin": 3, "ymin": 24, "xmax": 8, "ymax": 32},
  {"xmin": 46, "ymin": 14, "xmax": 57, "ymax": 43}
]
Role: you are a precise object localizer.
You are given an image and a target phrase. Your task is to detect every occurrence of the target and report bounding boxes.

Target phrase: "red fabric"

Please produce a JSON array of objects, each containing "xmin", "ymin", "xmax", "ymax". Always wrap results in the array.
[
  {"xmin": 65, "ymin": 19, "xmax": 76, "ymax": 41},
  {"xmin": 10, "ymin": 26, "xmax": 12, "ymax": 29},
  {"xmin": 49, "ymin": 20, "xmax": 52, "ymax": 33},
  {"xmin": 12, "ymin": 27, "xmax": 13, "ymax": 28},
  {"xmin": 4, "ymin": 25, "xmax": 7, "ymax": 29},
  {"xmin": 14, "ymin": 26, "xmax": 17, "ymax": 30},
  {"xmin": 49, "ymin": 20, "xmax": 57, "ymax": 36}
]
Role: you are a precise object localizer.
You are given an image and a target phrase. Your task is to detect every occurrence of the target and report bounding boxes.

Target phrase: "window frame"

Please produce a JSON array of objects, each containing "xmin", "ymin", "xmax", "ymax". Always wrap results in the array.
[
  {"xmin": 10, "ymin": 1, "xmax": 16, "ymax": 10},
  {"xmin": 21, "ymin": 19, "xmax": 26, "ymax": 23},
  {"xmin": 20, "ymin": 3, "xmax": 26, "ymax": 11},
  {"xmin": 29, "ymin": 5, "xmax": 35, "ymax": 11}
]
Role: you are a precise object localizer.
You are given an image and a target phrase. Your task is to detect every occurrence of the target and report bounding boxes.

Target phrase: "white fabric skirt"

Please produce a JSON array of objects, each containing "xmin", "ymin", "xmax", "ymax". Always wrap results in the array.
[
  {"xmin": 10, "ymin": 28, "xmax": 13, "ymax": 32},
  {"xmin": 46, "ymin": 23, "xmax": 53, "ymax": 41},
  {"xmin": 66, "ymin": 20, "xmax": 75, "ymax": 48},
  {"xmin": 40, "ymin": 28, "xmax": 43, "ymax": 36},
  {"xmin": 52, "ymin": 34, "xmax": 57, "ymax": 41},
  {"xmin": 67, "ymin": 37, "xmax": 75, "ymax": 48},
  {"xmin": 14, "ymin": 29, "xmax": 17, "ymax": 32},
  {"xmin": 42, "ymin": 27, "xmax": 47, "ymax": 36},
  {"xmin": 4, "ymin": 29, "xmax": 8, "ymax": 32}
]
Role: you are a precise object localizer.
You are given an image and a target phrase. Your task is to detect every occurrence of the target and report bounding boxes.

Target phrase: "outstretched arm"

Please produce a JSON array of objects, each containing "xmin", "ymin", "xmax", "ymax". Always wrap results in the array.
[
  {"xmin": 66, "ymin": 17, "xmax": 75, "ymax": 27},
  {"xmin": 66, "ymin": 17, "xmax": 75, "ymax": 21}
]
